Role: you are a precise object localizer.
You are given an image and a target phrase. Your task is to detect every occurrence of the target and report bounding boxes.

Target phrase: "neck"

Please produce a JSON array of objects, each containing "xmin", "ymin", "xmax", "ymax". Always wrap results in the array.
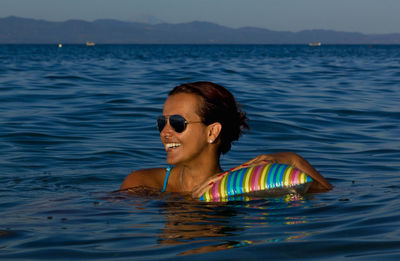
[{"xmin": 178, "ymin": 156, "xmax": 222, "ymax": 192}]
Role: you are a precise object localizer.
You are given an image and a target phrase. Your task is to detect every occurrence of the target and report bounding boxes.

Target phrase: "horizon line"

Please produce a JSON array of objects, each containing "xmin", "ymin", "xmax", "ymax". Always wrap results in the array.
[{"xmin": 2, "ymin": 15, "xmax": 400, "ymax": 36}]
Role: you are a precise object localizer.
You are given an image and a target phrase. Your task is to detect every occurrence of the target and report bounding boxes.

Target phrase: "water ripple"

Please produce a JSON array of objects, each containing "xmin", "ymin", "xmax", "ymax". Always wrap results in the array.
[{"xmin": 1, "ymin": 44, "xmax": 400, "ymax": 259}]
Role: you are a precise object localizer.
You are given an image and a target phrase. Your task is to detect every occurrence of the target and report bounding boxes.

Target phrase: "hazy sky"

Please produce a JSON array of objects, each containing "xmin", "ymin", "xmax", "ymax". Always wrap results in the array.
[{"xmin": 1, "ymin": 0, "xmax": 399, "ymax": 34}]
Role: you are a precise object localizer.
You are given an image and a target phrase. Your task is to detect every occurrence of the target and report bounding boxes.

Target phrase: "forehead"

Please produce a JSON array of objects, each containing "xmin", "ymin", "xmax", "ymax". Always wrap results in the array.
[{"xmin": 163, "ymin": 93, "xmax": 202, "ymax": 117}]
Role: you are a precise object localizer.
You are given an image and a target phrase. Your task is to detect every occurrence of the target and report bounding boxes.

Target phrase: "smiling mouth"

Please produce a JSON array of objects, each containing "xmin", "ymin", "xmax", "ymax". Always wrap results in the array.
[{"xmin": 166, "ymin": 143, "xmax": 182, "ymax": 149}]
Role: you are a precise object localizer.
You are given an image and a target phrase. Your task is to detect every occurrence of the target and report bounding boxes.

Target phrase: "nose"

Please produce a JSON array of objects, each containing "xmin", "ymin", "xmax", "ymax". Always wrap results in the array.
[{"xmin": 160, "ymin": 118, "xmax": 173, "ymax": 137}]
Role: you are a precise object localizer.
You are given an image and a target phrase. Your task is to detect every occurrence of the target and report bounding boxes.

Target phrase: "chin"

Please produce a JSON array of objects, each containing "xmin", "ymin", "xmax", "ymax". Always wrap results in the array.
[{"xmin": 166, "ymin": 156, "xmax": 179, "ymax": 166}]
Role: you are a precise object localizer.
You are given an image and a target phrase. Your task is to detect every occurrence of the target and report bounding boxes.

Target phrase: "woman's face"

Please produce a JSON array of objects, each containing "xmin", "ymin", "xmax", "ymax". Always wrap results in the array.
[{"xmin": 160, "ymin": 93, "xmax": 209, "ymax": 166}]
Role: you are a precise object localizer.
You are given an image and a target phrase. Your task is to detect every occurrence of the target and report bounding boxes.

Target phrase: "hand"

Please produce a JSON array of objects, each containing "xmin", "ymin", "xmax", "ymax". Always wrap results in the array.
[
  {"xmin": 191, "ymin": 158, "xmax": 275, "ymax": 199},
  {"xmin": 192, "ymin": 155, "xmax": 282, "ymax": 199},
  {"xmin": 191, "ymin": 171, "xmax": 229, "ymax": 199},
  {"xmin": 234, "ymin": 155, "xmax": 278, "ymax": 170}
]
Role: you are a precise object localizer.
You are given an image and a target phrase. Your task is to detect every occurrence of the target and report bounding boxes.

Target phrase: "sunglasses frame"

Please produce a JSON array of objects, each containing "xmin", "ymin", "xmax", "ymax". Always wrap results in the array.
[{"xmin": 157, "ymin": 114, "xmax": 202, "ymax": 133}]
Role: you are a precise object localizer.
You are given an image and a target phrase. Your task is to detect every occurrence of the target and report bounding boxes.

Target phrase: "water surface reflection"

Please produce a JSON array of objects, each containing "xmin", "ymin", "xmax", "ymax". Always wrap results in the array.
[{"xmin": 120, "ymin": 189, "xmax": 319, "ymax": 255}]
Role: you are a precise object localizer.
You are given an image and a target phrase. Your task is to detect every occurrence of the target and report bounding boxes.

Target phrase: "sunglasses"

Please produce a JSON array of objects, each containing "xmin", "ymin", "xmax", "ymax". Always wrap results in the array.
[{"xmin": 157, "ymin": 115, "xmax": 202, "ymax": 133}]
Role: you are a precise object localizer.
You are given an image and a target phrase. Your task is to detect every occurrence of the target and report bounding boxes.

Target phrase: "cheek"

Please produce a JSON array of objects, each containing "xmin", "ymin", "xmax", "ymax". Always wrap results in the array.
[{"xmin": 183, "ymin": 128, "xmax": 207, "ymax": 148}]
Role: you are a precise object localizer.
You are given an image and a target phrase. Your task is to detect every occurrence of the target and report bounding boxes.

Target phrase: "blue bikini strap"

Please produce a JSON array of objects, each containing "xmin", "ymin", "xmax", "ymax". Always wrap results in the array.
[{"xmin": 161, "ymin": 166, "xmax": 172, "ymax": 192}]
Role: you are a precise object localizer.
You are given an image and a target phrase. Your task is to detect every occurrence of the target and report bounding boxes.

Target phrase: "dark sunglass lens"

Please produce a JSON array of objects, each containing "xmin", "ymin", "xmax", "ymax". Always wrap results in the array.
[
  {"xmin": 157, "ymin": 116, "xmax": 166, "ymax": 132},
  {"xmin": 169, "ymin": 115, "xmax": 186, "ymax": 133}
]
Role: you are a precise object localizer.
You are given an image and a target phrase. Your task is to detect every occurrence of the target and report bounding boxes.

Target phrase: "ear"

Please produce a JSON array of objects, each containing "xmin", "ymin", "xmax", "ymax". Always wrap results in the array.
[{"xmin": 207, "ymin": 122, "xmax": 222, "ymax": 143}]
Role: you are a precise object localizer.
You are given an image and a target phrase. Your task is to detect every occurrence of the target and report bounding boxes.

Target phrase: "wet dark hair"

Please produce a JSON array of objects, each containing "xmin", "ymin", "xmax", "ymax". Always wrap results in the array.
[{"xmin": 169, "ymin": 81, "xmax": 249, "ymax": 154}]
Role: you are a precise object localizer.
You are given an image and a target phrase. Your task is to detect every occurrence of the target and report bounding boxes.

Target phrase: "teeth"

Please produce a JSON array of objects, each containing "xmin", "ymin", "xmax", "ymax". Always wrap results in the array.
[{"xmin": 166, "ymin": 143, "xmax": 181, "ymax": 149}]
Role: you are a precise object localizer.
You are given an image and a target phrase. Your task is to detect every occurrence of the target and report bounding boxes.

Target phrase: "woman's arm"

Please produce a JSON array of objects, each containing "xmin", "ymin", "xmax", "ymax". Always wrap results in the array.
[
  {"xmin": 192, "ymin": 152, "xmax": 333, "ymax": 198},
  {"xmin": 238, "ymin": 152, "xmax": 333, "ymax": 192}
]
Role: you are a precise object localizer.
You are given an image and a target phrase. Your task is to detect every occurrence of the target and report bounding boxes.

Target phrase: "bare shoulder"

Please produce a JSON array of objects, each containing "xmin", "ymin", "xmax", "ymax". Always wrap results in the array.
[{"xmin": 120, "ymin": 168, "xmax": 166, "ymax": 190}]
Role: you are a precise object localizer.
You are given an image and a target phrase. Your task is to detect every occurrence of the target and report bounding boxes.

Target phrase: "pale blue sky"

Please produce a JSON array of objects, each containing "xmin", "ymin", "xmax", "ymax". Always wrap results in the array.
[{"xmin": 1, "ymin": 0, "xmax": 399, "ymax": 34}]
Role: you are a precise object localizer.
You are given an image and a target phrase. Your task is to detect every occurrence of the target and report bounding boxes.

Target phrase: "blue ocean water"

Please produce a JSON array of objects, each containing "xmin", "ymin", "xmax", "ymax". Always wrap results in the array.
[{"xmin": 1, "ymin": 44, "xmax": 400, "ymax": 260}]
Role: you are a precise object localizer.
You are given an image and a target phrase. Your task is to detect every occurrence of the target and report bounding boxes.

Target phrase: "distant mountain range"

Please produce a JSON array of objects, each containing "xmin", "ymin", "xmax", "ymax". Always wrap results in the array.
[{"xmin": 1, "ymin": 16, "xmax": 399, "ymax": 44}]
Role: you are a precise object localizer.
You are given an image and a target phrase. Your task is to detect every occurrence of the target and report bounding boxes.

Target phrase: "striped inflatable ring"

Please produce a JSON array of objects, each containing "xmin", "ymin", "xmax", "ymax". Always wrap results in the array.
[{"xmin": 200, "ymin": 163, "xmax": 313, "ymax": 202}]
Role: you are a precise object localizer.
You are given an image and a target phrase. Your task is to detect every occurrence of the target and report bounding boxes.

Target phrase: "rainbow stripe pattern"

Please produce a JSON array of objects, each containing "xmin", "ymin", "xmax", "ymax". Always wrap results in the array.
[{"xmin": 200, "ymin": 163, "xmax": 313, "ymax": 202}]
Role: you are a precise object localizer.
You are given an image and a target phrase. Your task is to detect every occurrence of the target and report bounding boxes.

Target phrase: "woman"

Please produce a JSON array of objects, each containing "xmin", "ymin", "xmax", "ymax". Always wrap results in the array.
[{"xmin": 120, "ymin": 82, "xmax": 333, "ymax": 197}]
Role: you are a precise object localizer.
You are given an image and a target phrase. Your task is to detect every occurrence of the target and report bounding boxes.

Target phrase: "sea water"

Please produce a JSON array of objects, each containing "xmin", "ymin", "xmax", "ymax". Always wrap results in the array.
[{"xmin": 1, "ymin": 44, "xmax": 400, "ymax": 260}]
